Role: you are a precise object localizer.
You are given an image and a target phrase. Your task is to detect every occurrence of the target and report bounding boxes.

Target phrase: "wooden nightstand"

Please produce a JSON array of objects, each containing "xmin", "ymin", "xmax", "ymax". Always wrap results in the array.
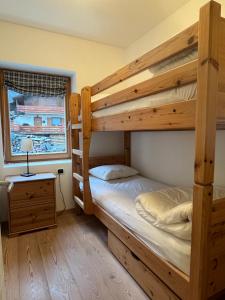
[{"xmin": 6, "ymin": 173, "xmax": 57, "ymax": 237}]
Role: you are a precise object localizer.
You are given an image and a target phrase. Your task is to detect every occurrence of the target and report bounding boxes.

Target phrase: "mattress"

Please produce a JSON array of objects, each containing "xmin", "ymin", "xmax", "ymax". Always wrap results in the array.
[
  {"xmin": 92, "ymin": 82, "xmax": 196, "ymax": 118},
  {"xmin": 92, "ymin": 48, "xmax": 198, "ymax": 118},
  {"xmin": 87, "ymin": 175, "xmax": 191, "ymax": 274}
]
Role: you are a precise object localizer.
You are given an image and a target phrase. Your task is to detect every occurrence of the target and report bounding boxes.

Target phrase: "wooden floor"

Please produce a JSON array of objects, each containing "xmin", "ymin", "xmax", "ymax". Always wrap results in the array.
[{"xmin": 2, "ymin": 212, "xmax": 149, "ymax": 300}]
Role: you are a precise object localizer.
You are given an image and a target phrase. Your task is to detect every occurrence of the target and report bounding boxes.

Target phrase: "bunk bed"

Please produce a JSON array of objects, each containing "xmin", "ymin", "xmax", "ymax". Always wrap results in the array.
[{"xmin": 69, "ymin": 1, "xmax": 225, "ymax": 299}]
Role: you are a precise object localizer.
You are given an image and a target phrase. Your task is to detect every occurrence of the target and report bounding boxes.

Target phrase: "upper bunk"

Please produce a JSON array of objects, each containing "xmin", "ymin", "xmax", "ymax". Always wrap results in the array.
[{"xmin": 81, "ymin": 5, "xmax": 225, "ymax": 132}]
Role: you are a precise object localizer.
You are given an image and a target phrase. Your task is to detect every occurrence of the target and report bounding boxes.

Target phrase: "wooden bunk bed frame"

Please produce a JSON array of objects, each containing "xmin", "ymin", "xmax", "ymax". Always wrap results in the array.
[{"xmin": 69, "ymin": 2, "xmax": 225, "ymax": 299}]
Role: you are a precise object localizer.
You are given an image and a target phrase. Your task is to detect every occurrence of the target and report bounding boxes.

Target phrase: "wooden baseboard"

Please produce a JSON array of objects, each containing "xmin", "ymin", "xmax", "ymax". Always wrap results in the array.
[
  {"xmin": 57, "ymin": 208, "xmax": 75, "ymax": 216},
  {"xmin": 56, "ymin": 206, "xmax": 83, "ymax": 216}
]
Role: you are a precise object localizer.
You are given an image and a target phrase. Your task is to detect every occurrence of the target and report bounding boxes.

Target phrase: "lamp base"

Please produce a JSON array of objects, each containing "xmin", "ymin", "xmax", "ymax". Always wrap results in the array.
[{"xmin": 21, "ymin": 172, "xmax": 36, "ymax": 177}]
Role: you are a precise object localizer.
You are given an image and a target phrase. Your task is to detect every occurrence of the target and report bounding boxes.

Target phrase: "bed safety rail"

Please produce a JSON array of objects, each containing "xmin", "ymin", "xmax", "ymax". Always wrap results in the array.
[
  {"xmin": 91, "ymin": 60, "xmax": 197, "ymax": 112},
  {"xmin": 91, "ymin": 23, "xmax": 198, "ymax": 96},
  {"xmin": 90, "ymin": 27, "xmax": 199, "ymax": 132}
]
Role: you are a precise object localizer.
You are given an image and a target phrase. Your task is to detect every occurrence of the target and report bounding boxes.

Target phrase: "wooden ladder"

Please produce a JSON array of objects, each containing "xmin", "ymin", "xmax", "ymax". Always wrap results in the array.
[{"xmin": 70, "ymin": 90, "xmax": 94, "ymax": 214}]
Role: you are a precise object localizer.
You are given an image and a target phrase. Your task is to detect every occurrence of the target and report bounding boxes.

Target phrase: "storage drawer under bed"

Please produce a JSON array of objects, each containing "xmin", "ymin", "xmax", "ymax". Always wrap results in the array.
[{"xmin": 108, "ymin": 230, "xmax": 179, "ymax": 300}]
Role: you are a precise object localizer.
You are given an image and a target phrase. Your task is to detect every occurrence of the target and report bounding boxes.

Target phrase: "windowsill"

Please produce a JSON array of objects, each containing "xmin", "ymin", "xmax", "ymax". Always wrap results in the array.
[{"xmin": 3, "ymin": 159, "xmax": 72, "ymax": 169}]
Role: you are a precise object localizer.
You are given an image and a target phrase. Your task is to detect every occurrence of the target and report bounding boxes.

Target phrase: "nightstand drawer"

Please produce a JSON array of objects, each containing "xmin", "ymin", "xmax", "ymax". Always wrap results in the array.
[
  {"xmin": 9, "ymin": 179, "xmax": 54, "ymax": 202},
  {"xmin": 10, "ymin": 204, "xmax": 56, "ymax": 234},
  {"xmin": 6, "ymin": 173, "xmax": 57, "ymax": 236},
  {"xmin": 10, "ymin": 196, "xmax": 55, "ymax": 210}
]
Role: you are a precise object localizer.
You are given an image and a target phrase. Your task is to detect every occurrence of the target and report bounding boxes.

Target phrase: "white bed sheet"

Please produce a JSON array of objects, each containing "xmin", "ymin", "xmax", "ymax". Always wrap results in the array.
[
  {"xmin": 92, "ymin": 82, "xmax": 196, "ymax": 118},
  {"xmin": 87, "ymin": 175, "xmax": 191, "ymax": 274}
]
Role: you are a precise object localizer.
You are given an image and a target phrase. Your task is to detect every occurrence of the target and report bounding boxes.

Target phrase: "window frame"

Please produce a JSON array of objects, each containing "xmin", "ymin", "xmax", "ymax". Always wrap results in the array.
[{"xmin": 0, "ymin": 69, "xmax": 72, "ymax": 163}]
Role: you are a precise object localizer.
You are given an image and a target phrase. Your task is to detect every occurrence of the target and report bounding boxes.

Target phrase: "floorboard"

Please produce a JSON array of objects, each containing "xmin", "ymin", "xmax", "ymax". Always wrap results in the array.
[{"xmin": 2, "ymin": 212, "xmax": 149, "ymax": 300}]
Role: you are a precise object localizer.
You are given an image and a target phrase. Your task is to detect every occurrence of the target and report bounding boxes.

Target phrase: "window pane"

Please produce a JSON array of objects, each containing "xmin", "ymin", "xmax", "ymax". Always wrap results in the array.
[{"xmin": 8, "ymin": 90, "xmax": 67, "ymax": 156}]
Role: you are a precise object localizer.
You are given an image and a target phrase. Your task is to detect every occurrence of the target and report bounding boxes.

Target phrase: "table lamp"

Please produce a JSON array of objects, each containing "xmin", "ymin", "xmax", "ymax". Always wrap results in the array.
[{"xmin": 21, "ymin": 138, "xmax": 35, "ymax": 177}]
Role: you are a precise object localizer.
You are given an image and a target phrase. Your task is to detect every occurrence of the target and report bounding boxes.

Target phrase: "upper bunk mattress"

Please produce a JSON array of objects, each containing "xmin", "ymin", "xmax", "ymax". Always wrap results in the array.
[
  {"xmin": 92, "ymin": 48, "xmax": 198, "ymax": 118},
  {"xmin": 92, "ymin": 82, "xmax": 196, "ymax": 118},
  {"xmin": 87, "ymin": 175, "xmax": 191, "ymax": 275}
]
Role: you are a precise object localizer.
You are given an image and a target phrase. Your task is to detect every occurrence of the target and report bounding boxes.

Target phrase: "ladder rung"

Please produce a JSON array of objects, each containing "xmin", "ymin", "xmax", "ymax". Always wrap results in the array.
[
  {"xmin": 72, "ymin": 149, "xmax": 83, "ymax": 157},
  {"xmin": 73, "ymin": 172, "xmax": 84, "ymax": 182},
  {"xmin": 74, "ymin": 196, "xmax": 84, "ymax": 209},
  {"xmin": 72, "ymin": 123, "xmax": 82, "ymax": 130}
]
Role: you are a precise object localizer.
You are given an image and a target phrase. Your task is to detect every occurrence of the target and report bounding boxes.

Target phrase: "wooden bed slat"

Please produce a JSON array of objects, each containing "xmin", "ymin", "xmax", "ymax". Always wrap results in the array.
[
  {"xmin": 92, "ymin": 60, "xmax": 197, "ymax": 112},
  {"xmin": 92, "ymin": 99, "xmax": 196, "ymax": 131},
  {"xmin": 73, "ymin": 173, "xmax": 84, "ymax": 182},
  {"xmin": 72, "ymin": 123, "xmax": 82, "ymax": 130},
  {"xmin": 94, "ymin": 203, "xmax": 189, "ymax": 300},
  {"xmin": 91, "ymin": 23, "xmax": 198, "ymax": 96},
  {"xmin": 72, "ymin": 149, "xmax": 83, "ymax": 157},
  {"xmin": 73, "ymin": 196, "xmax": 84, "ymax": 209}
]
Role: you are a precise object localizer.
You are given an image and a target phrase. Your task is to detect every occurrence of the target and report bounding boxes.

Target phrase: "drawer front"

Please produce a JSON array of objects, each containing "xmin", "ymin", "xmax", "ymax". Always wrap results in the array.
[
  {"xmin": 9, "ymin": 180, "xmax": 55, "ymax": 208},
  {"xmin": 108, "ymin": 231, "xmax": 179, "ymax": 300},
  {"xmin": 10, "ymin": 196, "xmax": 55, "ymax": 210},
  {"xmin": 10, "ymin": 204, "xmax": 56, "ymax": 234}
]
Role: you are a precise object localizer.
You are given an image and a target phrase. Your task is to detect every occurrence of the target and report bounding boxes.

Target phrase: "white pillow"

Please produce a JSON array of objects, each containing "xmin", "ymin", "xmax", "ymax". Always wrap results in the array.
[{"xmin": 89, "ymin": 164, "xmax": 138, "ymax": 181}]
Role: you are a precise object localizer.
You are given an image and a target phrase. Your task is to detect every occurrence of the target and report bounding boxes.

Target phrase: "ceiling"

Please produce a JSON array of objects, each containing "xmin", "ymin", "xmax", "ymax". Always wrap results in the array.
[{"xmin": 0, "ymin": 0, "xmax": 190, "ymax": 47}]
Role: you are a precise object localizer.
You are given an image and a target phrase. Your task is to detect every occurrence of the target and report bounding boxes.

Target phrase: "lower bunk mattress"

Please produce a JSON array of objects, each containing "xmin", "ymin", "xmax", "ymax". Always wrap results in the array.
[{"xmin": 88, "ymin": 175, "xmax": 191, "ymax": 275}]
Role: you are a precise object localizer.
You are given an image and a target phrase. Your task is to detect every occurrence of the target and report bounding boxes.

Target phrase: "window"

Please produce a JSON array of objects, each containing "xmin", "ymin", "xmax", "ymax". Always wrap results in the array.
[{"xmin": 0, "ymin": 69, "xmax": 71, "ymax": 162}]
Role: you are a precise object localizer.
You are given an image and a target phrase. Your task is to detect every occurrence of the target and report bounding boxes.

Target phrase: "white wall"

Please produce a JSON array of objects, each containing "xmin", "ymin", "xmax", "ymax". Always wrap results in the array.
[
  {"xmin": 0, "ymin": 20, "xmax": 125, "ymax": 91},
  {"xmin": 126, "ymin": 0, "xmax": 225, "ymax": 186},
  {"xmin": 0, "ymin": 21, "xmax": 124, "ymax": 221},
  {"xmin": 131, "ymin": 131, "xmax": 225, "ymax": 186}
]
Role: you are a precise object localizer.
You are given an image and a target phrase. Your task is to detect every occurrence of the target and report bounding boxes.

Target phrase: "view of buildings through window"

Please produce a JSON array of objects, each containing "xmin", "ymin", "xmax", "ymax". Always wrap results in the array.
[{"xmin": 8, "ymin": 90, "xmax": 67, "ymax": 156}]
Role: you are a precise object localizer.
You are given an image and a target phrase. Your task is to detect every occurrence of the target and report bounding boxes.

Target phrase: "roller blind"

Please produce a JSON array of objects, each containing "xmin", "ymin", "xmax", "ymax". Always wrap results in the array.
[{"xmin": 3, "ymin": 70, "xmax": 69, "ymax": 97}]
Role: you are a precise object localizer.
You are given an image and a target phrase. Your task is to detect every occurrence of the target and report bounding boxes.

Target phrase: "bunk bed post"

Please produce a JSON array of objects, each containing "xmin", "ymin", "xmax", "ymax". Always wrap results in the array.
[
  {"xmin": 124, "ymin": 132, "xmax": 131, "ymax": 166},
  {"xmin": 81, "ymin": 86, "xmax": 94, "ymax": 214},
  {"xmin": 69, "ymin": 93, "xmax": 82, "ymax": 202},
  {"xmin": 190, "ymin": 1, "xmax": 221, "ymax": 299}
]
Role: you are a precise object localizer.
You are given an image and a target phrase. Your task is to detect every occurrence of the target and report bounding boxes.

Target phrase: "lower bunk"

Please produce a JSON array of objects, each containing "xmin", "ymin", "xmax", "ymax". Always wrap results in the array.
[
  {"xmin": 88, "ymin": 174, "xmax": 189, "ymax": 299},
  {"xmin": 81, "ymin": 172, "xmax": 225, "ymax": 300}
]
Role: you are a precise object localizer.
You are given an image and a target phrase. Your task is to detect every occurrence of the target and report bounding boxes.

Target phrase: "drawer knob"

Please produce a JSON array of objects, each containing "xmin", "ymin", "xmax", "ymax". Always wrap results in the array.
[{"xmin": 26, "ymin": 192, "xmax": 34, "ymax": 198}]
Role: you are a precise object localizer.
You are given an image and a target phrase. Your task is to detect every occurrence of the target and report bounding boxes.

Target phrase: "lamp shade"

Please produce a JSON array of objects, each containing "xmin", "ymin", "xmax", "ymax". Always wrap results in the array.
[{"xmin": 21, "ymin": 138, "xmax": 33, "ymax": 152}]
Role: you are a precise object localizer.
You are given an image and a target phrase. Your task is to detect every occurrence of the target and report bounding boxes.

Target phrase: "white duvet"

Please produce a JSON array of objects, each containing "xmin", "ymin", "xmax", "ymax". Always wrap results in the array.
[
  {"xmin": 85, "ymin": 175, "xmax": 192, "ymax": 274},
  {"xmin": 136, "ymin": 186, "xmax": 225, "ymax": 241}
]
